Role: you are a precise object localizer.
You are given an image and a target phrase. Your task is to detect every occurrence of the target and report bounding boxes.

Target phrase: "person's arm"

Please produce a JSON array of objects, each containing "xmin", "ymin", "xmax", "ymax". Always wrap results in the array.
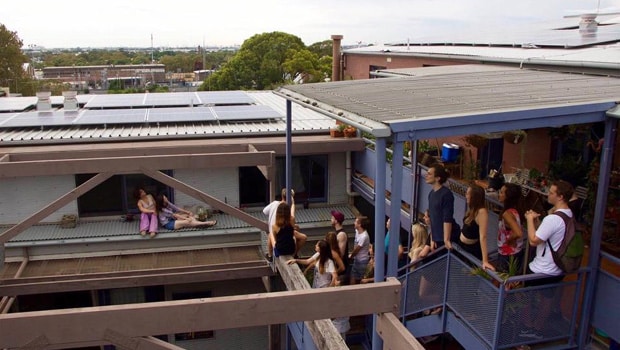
[
  {"xmin": 477, "ymin": 208, "xmax": 494, "ymax": 270},
  {"xmin": 349, "ymin": 244, "xmax": 361, "ymax": 259},
  {"xmin": 337, "ymin": 231, "xmax": 347, "ymax": 257},
  {"xmin": 398, "ymin": 244, "xmax": 405, "ymax": 260},
  {"xmin": 332, "ymin": 250, "xmax": 345, "ymax": 273},
  {"xmin": 525, "ymin": 210, "xmax": 543, "ymax": 246},
  {"xmin": 137, "ymin": 200, "xmax": 150, "ymax": 213},
  {"xmin": 502, "ymin": 210, "xmax": 523, "ymax": 244},
  {"xmin": 330, "ymin": 270, "xmax": 339, "ymax": 286},
  {"xmin": 443, "ymin": 221, "xmax": 453, "ymax": 249},
  {"xmin": 287, "ymin": 254, "xmax": 317, "ymax": 266}
]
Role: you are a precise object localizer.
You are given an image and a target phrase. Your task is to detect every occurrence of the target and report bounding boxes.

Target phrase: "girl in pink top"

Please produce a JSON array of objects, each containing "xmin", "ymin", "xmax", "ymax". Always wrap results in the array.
[{"xmin": 497, "ymin": 183, "xmax": 525, "ymax": 273}]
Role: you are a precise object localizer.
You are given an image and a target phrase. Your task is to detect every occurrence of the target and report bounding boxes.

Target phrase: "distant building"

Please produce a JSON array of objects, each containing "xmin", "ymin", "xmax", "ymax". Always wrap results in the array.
[{"xmin": 41, "ymin": 63, "xmax": 166, "ymax": 89}]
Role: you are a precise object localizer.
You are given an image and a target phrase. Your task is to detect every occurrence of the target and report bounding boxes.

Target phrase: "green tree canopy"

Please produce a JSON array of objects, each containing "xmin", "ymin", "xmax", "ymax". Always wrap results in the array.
[
  {"xmin": 308, "ymin": 40, "xmax": 333, "ymax": 58},
  {"xmin": 0, "ymin": 24, "xmax": 28, "ymax": 90},
  {"xmin": 202, "ymin": 31, "xmax": 310, "ymax": 91}
]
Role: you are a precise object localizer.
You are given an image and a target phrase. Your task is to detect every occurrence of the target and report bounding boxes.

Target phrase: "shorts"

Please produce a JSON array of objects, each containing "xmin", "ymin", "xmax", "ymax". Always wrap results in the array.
[
  {"xmin": 351, "ymin": 258, "xmax": 370, "ymax": 280},
  {"xmin": 164, "ymin": 220, "xmax": 176, "ymax": 230}
]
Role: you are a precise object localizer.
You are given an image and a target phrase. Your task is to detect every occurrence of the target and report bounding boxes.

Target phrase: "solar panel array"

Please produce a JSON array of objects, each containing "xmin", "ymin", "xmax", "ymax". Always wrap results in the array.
[{"xmin": 0, "ymin": 91, "xmax": 283, "ymax": 128}]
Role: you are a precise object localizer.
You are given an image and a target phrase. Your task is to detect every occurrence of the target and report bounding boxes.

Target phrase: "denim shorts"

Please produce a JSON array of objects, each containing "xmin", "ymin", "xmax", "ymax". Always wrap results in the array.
[
  {"xmin": 351, "ymin": 258, "xmax": 370, "ymax": 279},
  {"xmin": 164, "ymin": 220, "xmax": 175, "ymax": 230}
]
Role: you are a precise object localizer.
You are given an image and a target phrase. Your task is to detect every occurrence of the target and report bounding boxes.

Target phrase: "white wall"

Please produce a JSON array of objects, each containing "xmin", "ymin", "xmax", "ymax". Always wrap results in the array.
[
  {"xmin": 0, "ymin": 175, "xmax": 77, "ymax": 224},
  {"xmin": 173, "ymin": 168, "xmax": 240, "ymax": 210}
]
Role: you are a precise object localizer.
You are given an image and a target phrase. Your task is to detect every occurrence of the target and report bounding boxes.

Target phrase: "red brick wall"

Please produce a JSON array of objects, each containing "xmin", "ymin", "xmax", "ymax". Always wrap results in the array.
[{"xmin": 342, "ymin": 53, "xmax": 466, "ymax": 80}]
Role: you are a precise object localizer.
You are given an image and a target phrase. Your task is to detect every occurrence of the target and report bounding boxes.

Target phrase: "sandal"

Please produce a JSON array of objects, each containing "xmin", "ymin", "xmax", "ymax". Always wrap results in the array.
[
  {"xmin": 140, "ymin": 231, "xmax": 146, "ymax": 237},
  {"xmin": 149, "ymin": 232, "xmax": 156, "ymax": 238}
]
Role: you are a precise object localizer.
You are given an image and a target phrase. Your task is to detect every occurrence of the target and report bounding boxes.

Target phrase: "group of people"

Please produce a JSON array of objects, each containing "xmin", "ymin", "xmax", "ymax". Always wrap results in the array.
[
  {"xmin": 134, "ymin": 187, "xmax": 217, "ymax": 238},
  {"xmin": 420, "ymin": 163, "xmax": 576, "ymax": 340}
]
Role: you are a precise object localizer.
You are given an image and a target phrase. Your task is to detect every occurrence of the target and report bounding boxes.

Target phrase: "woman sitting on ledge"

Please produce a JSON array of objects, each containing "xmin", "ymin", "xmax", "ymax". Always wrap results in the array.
[{"xmin": 155, "ymin": 194, "xmax": 216, "ymax": 233}]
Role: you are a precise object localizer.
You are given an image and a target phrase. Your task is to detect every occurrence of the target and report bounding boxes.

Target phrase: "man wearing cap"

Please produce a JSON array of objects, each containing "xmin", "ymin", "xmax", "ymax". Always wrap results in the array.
[{"xmin": 331, "ymin": 210, "xmax": 350, "ymax": 282}]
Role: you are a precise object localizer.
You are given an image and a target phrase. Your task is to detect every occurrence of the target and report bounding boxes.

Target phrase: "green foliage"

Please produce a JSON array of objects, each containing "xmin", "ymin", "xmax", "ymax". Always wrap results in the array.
[
  {"xmin": 307, "ymin": 40, "xmax": 333, "ymax": 58},
  {"xmin": 201, "ymin": 31, "xmax": 327, "ymax": 91},
  {"xmin": 0, "ymin": 24, "xmax": 28, "ymax": 91}
]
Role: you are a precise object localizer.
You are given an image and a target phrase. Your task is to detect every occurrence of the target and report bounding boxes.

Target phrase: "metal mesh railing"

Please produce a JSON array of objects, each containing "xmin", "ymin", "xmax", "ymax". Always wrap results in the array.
[{"xmin": 398, "ymin": 248, "xmax": 584, "ymax": 349}]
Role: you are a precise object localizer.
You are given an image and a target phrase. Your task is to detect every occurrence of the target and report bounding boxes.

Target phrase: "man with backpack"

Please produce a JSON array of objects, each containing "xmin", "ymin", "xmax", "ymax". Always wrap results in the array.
[{"xmin": 519, "ymin": 180, "xmax": 575, "ymax": 341}]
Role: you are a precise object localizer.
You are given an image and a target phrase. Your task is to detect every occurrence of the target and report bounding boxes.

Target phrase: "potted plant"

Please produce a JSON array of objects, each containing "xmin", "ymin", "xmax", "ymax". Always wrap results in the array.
[
  {"xmin": 330, "ymin": 123, "xmax": 346, "ymax": 137},
  {"xmin": 463, "ymin": 134, "xmax": 489, "ymax": 149},
  {"xmin": 343, "ymin": 125, "xmax": 357, "ymax": 138}
]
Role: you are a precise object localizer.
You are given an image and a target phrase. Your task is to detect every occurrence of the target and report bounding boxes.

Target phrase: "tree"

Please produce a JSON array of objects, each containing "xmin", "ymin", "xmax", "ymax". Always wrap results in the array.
[
  {"xmin": 308, "ymin": 40, "xmax": 333, "ymax": 58},
  {"xmin": 202, "ymin": 31, "xmax": 306, "ymax": 91},
  {"xmin": 0, "ymin": 24, "xmax": 28, "ymax": 92}
]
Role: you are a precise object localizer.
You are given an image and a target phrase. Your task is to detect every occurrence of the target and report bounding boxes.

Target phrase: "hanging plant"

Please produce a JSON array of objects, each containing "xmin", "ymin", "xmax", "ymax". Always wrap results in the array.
[
  {"xmin": 503, "ymin": 130, "xmax": 527, "ymax": 144},
  {"xmin": 463, "ymin": 135, "xmax": 488, "ymax": 149}
]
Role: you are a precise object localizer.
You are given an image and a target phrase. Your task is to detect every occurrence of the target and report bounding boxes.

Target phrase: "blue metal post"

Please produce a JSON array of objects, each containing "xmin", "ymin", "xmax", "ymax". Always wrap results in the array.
[
  {"xmin": 372, "ymin": 137, "xmax": 387, "ymax": 350},
  {"xmin": 578, "ymin": 116, "xmax": 617, "ymax": 348},
  {"xmin": 388, "ymin": 138, "xmax": 404, "ymax": 277},
  {"xmin": 286, "ymin": 100, "xmax": 293, "ymax": 201}
]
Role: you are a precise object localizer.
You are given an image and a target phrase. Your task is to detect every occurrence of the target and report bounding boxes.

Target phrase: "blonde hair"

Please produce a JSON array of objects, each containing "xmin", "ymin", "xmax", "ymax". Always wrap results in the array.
[{"xmin": 411, "ymin": 223, "xmax": 428, "ymax": 250}]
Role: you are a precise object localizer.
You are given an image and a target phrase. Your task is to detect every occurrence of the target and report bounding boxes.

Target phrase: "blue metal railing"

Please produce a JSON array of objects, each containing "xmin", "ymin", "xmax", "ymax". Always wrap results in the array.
[
  {"xmin": 398, "ymin": 246, "xmax": 586, "ymax": 349},
  {"xmin": 591, "ymin": 252, "xmax": 620, "ymax": 344}
]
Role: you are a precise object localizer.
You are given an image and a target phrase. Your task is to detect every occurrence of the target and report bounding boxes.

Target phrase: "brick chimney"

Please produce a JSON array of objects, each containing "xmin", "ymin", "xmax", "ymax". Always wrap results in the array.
[{"xmin": 331, "ymin": 35, "xmax": 343, "ymax": 82}]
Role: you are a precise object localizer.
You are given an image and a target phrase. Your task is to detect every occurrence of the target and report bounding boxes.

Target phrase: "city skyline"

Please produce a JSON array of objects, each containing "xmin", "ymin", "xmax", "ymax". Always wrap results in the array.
[{"xmin": 3, "ymin": 0, "xmax": 620, "ymax": 49}]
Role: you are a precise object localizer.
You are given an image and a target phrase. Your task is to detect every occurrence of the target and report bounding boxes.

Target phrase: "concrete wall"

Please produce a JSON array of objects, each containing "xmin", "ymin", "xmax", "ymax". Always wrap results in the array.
[
  {"xmin": 173, "ymin": 168, "xmax": 240, "ymax": 210},
  {"xmin": 0, "ymin": 175, "xmax": 77, "ymax": 224}
]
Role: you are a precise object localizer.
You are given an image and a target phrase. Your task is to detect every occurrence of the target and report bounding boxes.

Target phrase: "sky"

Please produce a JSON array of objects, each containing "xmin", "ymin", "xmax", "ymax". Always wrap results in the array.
[{"xmin": 2, "ymin": 0, "xmax": 620, "ymax": 49}]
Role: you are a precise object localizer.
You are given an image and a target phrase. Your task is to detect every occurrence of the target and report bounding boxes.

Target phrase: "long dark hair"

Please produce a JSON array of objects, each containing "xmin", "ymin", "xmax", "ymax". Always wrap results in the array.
[
  {"xmin": 317, "ymin": 240, "xmax": 333, "ymax": 274},
  {"xmin": 500, "ymin": 183, "xmax": 524, "ymax": 222},
  {"xmin": 155, "ymin": 194, "xmax": 167, "ymax": 214},
  {"xmin": 275, "ymin": 202, "xmax": 292, "ymax": 228},
  {"xmin": 464, "ymin": 184, "xmax": 485, "ymax": 224}
]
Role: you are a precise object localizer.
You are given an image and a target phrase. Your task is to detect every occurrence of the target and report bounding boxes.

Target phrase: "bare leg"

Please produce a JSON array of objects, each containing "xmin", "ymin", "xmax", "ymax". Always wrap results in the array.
[{"xmin": 293, "ymin": 230, "xmax": 307, "ymax": 256}]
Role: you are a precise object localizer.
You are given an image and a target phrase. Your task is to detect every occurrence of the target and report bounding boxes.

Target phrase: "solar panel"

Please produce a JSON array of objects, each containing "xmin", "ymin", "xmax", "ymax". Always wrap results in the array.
[
  {"xmin": 147, "ymin": 107, "xmax": 216, "ymax": 123},
  {"xmin": 84, "ymin": 94, "xmax": 146, "ymax": 109},
  {"xmin": 76, "ymin": 109, "xmax": 147, "ymax": 125},
  {"xmin": 0, "ymin": 97, "xmax": 37, "ymax": 112},
  {"xmin": 143, "ymin": 92, "xmax": 204, "ymax": 107},
  {"xmin": 196, "ymin": 91, "xmax": 255, "ymax": 105},
  {"xmin": 0, "ymin": 111, "xmax": 80, "ymax": 128},
  {"xmin": 212, "ymin": 105, "xmax": 283, "ymax": 121}
]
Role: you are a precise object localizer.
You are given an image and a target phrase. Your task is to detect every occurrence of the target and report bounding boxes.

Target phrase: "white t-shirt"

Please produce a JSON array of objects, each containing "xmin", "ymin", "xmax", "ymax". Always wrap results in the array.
[
  {"xmin": 529, "ymin": 209, "xmax": 572, "ymax": 276},
  {"xmin": 262, "ymin": 200, "xmax": 280, "ymax": 234},
  {"xmin": 310, "ymin": 252, "xmax": 335, "ymax": 288},
  {"xmin": 354, "ymin": 230, "xmax": 370, "ymax": 262}
]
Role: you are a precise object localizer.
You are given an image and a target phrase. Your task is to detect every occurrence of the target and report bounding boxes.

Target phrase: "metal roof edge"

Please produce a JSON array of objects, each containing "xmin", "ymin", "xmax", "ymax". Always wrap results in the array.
[
  {"xmin": 606, "ymin": 104, "xmax": 620, "ymax": 119},
  {"xmin": 274, "ymin": 89, "xmax": 391, "ymax": 137}
]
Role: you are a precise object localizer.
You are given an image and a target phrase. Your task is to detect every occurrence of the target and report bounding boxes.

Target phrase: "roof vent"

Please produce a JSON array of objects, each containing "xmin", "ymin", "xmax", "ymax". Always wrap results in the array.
[
  {"xmin": 579, "ymin": 13, "xmax": 598, "ymax": 36},
  {"xmin": 62, "ymin": 91, "xmax": 78, "ymax": 112},
  {"xmin": 36, "ymin": 92, "xmax": 52, "ymax": 112}
]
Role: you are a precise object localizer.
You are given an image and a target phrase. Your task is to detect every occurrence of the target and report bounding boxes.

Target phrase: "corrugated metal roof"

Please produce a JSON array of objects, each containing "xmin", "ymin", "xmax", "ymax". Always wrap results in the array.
[
  {"xmin": 5, "ymin": 205, "xmax": 355, "ymax": 246},
  {"xmin": 279, "ymin": 69, "xmax": 620, "ymax": 130},
  {"xmin": 0, "ymin": 92, "xmax": 336, "ymax": 145}
]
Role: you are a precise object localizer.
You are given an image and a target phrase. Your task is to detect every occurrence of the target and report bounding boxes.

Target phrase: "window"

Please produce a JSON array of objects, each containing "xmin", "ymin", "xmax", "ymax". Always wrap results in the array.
[
  {"xmin": 276, "ymin": 155, "xmax": 327, "ymax": 203},
  {"xmin": 239, "ymin": 166, "xmax": 268, "ymax": 207},
  {"xmin": 76, "ymin": 172, "xmax": 172, "ymax": 216}
]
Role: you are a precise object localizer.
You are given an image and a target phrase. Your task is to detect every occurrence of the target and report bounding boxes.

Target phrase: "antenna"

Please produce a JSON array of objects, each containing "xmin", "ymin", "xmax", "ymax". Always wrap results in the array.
[{"xmin": 151, "ymin": 34, "xmax": 154, "ymax": 63}]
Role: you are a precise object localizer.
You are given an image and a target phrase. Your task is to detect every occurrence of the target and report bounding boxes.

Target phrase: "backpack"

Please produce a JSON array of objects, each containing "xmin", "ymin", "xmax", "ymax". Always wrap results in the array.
[{"xmin": 546, "ymin": 211, "xmax": 584, "ymax": 274}]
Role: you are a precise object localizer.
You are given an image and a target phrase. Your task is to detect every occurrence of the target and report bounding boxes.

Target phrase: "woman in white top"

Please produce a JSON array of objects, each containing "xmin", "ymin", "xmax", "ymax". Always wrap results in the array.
[
  {"xmin": 288, "ymin": 240, "xmax": 337, "ymax": 288},
  {"xmin": 134, "ymin": 187, "xmax": 158, "ymax": 238}
]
